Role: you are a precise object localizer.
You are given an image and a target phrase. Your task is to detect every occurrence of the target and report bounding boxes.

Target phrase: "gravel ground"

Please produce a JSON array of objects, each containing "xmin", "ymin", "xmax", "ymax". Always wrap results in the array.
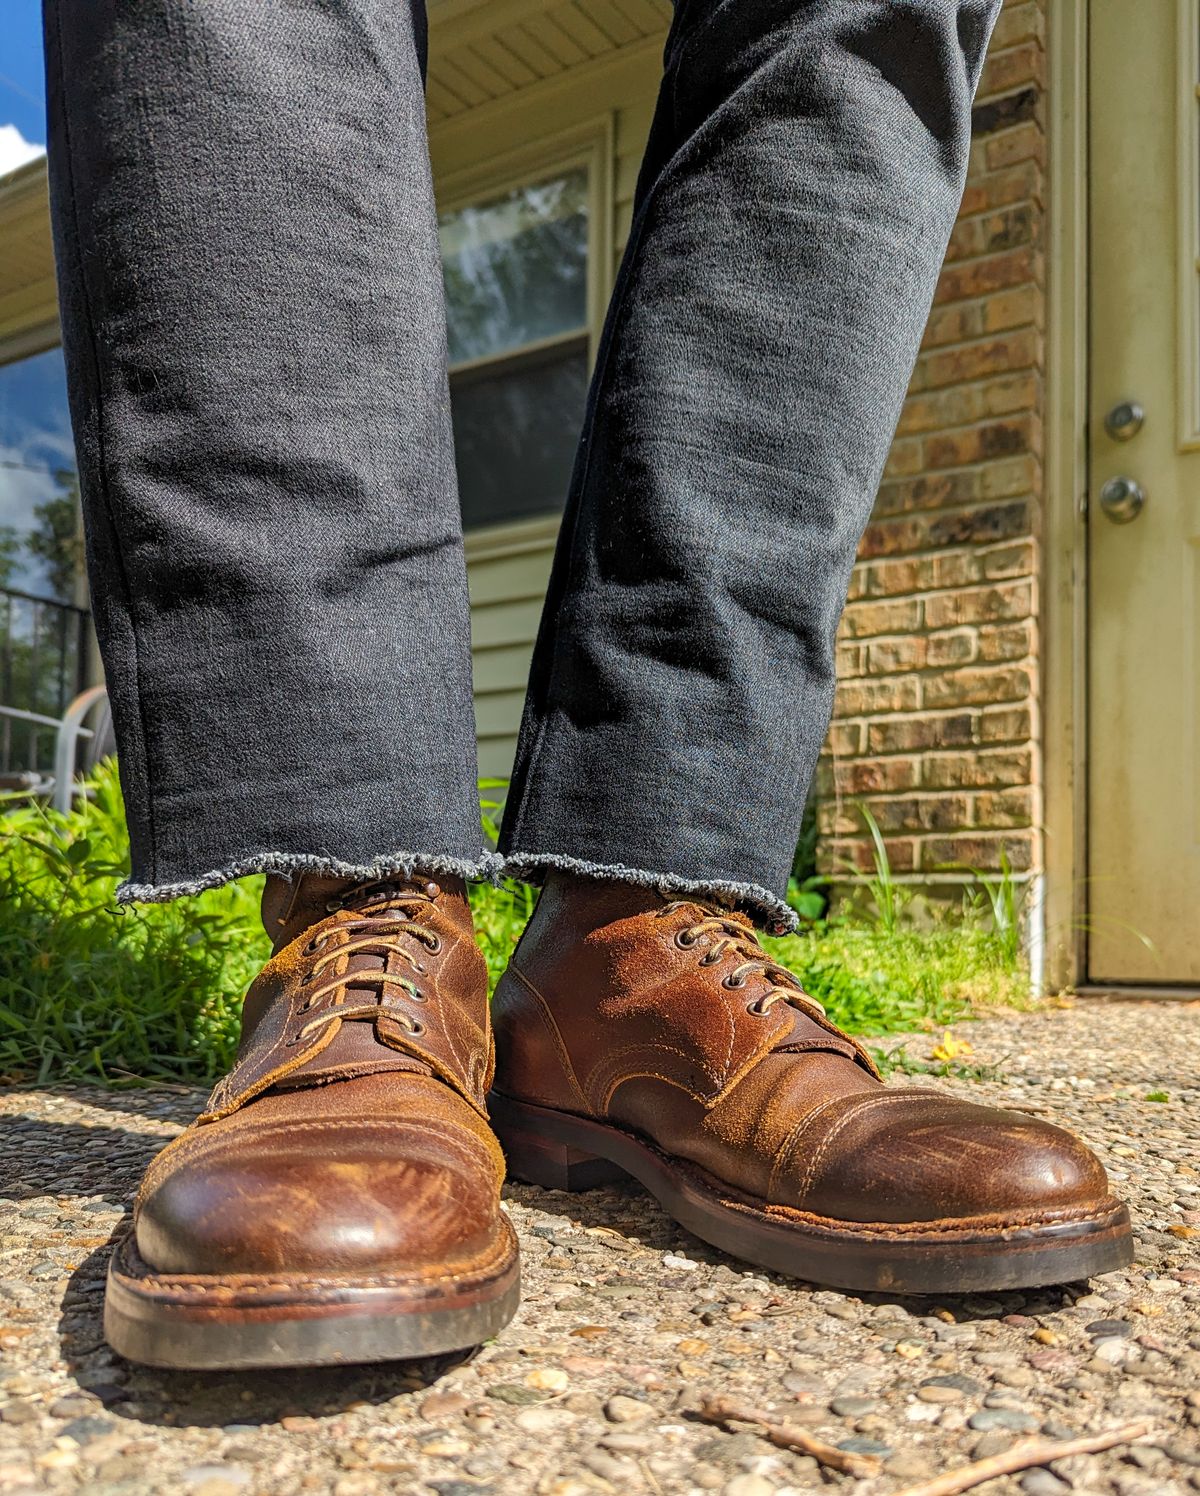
[{"xmin": 0, "ymin": 999, "xmax": 1197, "ymax": 1496}]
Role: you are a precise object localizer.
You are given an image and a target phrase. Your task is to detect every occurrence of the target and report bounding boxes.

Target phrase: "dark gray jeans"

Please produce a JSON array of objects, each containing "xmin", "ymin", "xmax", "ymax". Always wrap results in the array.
[{"xmin": 44, "ymin": 0, "xmax": 1000, "ymax": 932}]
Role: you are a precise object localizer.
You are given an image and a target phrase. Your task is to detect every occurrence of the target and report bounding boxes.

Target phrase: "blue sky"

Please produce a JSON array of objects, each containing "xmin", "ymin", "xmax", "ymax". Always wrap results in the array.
[{"xmin": 1, "ymin": 1, "xmax": 47, "ymax": 150}]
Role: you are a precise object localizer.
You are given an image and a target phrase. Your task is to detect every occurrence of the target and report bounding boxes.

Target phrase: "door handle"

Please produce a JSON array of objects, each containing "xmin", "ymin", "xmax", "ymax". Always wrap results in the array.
[{"xmin": 1098, "ymin": 475, "xmax": 1146, "ymax": 524}]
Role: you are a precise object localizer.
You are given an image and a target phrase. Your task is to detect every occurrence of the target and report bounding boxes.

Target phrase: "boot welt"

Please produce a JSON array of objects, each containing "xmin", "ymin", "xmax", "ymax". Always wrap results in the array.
[
  {"xmin": 103, "ymin": 1217, "xmax": 520, "ymax": 1370},
  {"xmin": 489, "ymin": 1092, "xmax": 1133, "ymax": 1295}
]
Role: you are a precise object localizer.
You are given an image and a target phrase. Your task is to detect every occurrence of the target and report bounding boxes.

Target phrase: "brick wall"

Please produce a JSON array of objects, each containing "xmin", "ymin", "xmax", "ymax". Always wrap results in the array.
[{"xmin": 816, "ymin": 0, "xmax": 1045, "ymax": 882}]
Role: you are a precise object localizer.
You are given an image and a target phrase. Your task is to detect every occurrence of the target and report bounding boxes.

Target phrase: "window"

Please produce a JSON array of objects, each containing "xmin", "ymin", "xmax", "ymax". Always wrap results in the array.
[
  {"xmin": 0, "ymin": 345, "xmax": 88, "ymax": 765},
  {"xmin": 0, "ymin": 345, "xmax": 79, "ymax": 604},
  {"xmin": 440, "ymin": 167, "xmax": 591, "ymax": 530}
]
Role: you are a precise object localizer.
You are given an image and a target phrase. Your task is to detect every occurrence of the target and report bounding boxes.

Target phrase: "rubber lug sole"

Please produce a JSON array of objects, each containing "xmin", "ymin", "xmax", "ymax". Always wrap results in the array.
[
  {"xmin": 104, "ymin": 1217, "xmax": 520, "ymax": 1370},
  {"xmin": 488, "ymin": 1092, "xmax": 1134, "ymax": 1296}
]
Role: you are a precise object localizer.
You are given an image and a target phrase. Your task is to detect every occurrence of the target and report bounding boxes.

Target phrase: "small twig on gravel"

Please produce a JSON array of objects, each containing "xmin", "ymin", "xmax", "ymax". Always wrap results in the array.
[
  {"xmin": 695, "ymin": 1394, "xmax": 882, "ymax": 1478},
  {"xmin": 890, "ymin": 1419, "xmax": 1159, "ymax": 1496}
]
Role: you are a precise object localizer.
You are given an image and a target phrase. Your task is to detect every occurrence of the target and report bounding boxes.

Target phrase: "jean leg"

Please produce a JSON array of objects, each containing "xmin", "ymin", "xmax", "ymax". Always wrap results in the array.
[
  {"xmin": 499, "ymin": 0, "xmax": 1002, "ymax": 929},
  {"xmin": 43, "ymin": 0, "xmax": 488, "ymax": 900}
]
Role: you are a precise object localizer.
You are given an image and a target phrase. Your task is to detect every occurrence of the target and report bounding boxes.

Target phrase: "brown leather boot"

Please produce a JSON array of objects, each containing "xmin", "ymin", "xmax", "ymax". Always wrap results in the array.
[
  {"xmin": 489, "ymin": 876, "xmax": 1132, "ymax": 1295},
  {"xmin": 105, "ymin": 874, "xmax": 518, "ymax": 1369}
]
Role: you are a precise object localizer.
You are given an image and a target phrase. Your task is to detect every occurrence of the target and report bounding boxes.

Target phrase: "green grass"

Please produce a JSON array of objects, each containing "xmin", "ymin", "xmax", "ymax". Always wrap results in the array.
[{"xmin": 0, "ymin": 765, "xmax": 1030, "ymax": 1087}]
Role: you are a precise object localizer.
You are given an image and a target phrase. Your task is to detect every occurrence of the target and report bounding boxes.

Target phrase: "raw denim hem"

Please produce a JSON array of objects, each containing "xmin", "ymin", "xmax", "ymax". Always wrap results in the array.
[
  {"xmin": 498, "ymin": 851, "xmax": 799, "ymax": 934},
  {"xmin": 116, "ymin": 849, "xmax": 505, "ymax": 906}
]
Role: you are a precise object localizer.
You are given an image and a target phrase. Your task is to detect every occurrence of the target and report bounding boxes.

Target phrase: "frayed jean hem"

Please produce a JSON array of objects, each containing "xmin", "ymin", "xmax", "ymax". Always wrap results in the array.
[
  {"xmin": 498, "ymin": 851, "xmax": 799, "ymax": 934},
  {"xmin": 116, "ymin": 849, "xmax": 506, "ymax": 905}
]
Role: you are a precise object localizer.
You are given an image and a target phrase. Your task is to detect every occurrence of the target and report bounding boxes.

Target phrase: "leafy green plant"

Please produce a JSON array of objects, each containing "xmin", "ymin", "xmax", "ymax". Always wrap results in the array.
[
  {"xmin": 0, "ymin": 767, "xmax": 1032, "ymax": 1087},
  {"xmin": 0, "ymin": 762, "xmax": 263, "ymax": 1085},
  {"xmin": 837, "ymin": 803, "xmax": 910, "ymax": 935}
]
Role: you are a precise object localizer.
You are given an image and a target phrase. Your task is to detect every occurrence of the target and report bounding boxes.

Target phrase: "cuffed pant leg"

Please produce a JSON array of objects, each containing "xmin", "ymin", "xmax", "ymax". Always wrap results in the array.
[
  {"xmin": 43, "ymin": 0, "xmax": 488, "ymax": 900},
  {"xmin": 499, "ymin": 0, "xmax": 1002, "ymax": 928}
]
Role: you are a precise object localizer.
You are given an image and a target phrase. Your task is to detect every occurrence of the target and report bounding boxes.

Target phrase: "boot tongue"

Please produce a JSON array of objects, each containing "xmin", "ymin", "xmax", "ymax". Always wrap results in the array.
[
  {"xmin": 261, "ymin": 872, "xmax": 443, "ymax": 953},
  {"xmin": 261, "ymin": 875, "xmax": 446, "ymax": 1091}
]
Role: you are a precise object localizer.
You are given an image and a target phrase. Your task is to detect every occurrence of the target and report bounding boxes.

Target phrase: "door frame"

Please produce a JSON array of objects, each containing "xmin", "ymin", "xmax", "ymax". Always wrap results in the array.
[{"xmin": 1042, "ymin": 0, "xmax": 1090, "ymax": 992}]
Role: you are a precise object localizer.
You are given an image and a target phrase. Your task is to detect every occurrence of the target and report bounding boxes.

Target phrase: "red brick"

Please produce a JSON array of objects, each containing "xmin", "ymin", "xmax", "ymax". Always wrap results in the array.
[
  {"xmin": 923, "ymin": 664, "xmax": 1032, "ymax": 708},
  {"xmin": 935, "ymin": 247, "xmax": 1039, "ymax": 306},
  {"xmin": 979, "ymin": 42, "xmax": 1046, "ymax": 99},
  {"xmin": 835, "ymin": 677, "xmax": 922, "ymax": 715},
  {"xmin": 923, "ymin": 416, "xmax": 1036, "ymax": 471},
  {"xmin": 959, "ymin": 160, "xmax": 1042, "ymax": 217},
  {"xmin": 874, "ymin": 470, "xmax": 984, "ymax": 519},
  {"xmin": 990, "ymin": 2, "xmax": 1044, "ymax": 53},
  {"xmin": 980, "ymin": 540, "xmax": 1036, "ymax": 579},
  {"xmin": 827, "ymin": 837, "xmax": 918, "ymax": 874},
  {"xmin": 922, "ymin": 302, "xmax": 984, "ymax": 349},
  {"xmin": 919, "ymin": 329, "xmax": 1041, "ymax": 389},
  {"xmin": 986, "ymin": 121, "xmax": 1044, "ymax": 171},
  {"xmin": 924, "ymin": 581, "xmax": 1033, "ymax": 629},
  {"xmin": 869, "ymin": 636, "xmax": 927, "ymax": 673},
  {"xmin": 975, "ymin": 788, "xmax": 1035, "ymax": 828},
  {"xmin": 981, "ymin": 285, "xmax": 1042, "ymax": 333},
  {"xmin": 834, "ymin": 757, "xmax": 921, "ymax": 795},
  {"xmin": 925, "ymin": 748, "xmax": 1031, "ymax": 788},
  {"xmin": 842, "ymin": 597, "xmax": 923, "ymax": 638},
  {"xmin": 930, "ymin": 551, "xmax": 983, "ymax": 588},
  {"xmin": 978, "ymin": 620, "xmax": 1035, "ymax": 662},
  {"xmin": 926, "ymin": 629, "xmax": 979, "ymax": 668},
  {"xmin": 978, "ymin": 704, "xmax": 1033, "ymax": 743},
  {"xmin": 866, "ymin": 557, "xmax": 934, "ymax": 596},
  {"xmin": 919, "ymin": 833, "xmax": 1033, "ymax": 873},
  {"xmin": 836, "ymin": 642, "xmax": 868, "ymax": 677},
  {"xmin": 827, "ymin": 720, "xmax": 866, "ymax": 757},
  {"xmin": 866, "ymin": 712, "xmax": 976, "ymax": 754}
]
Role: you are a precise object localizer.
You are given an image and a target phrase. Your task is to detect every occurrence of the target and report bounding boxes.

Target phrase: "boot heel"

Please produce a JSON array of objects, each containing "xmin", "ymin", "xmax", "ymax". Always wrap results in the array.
[{"xmin": 489, "ymin": 1098, "xmax": 627, "ymax": 1192}]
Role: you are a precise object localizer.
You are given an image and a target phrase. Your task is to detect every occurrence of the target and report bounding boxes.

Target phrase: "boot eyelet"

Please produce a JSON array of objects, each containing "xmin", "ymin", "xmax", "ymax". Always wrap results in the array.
[
  {"xmin": 675, "ymin": 929, "xmax": 698, "ymax": 949},
  {"xmin": 302, "ymin": 933, "xmax": 326, "ymax": 956},
  {"xmin": 723, "ymin": 973, "xmax": 746, "ymax": 990},
  {"xmin": 425, "ymin": 935, "xmax": 442, "ymax": 955},
  {"xmin": 407, "ymin": 1019, "xmax": 426, "ymax": 1038},
  {"xmin": 407, "ymin": 989, "xmax": 428, "ymax": 1004},
  {"xmin": 746, "ymin": 997, "xmax": 767, "ymax": 1016},
  {"xmin": 698, "ymin": 951, "xmax": 720, "ymax": 966}
]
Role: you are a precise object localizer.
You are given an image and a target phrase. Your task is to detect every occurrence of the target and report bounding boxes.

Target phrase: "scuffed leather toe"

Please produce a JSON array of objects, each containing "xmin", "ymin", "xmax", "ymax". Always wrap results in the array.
[
  {"xmin": 788, "ymin": 1090, "xmax": 1111, "ymax": 1224},
  {"xmin": 136, "ymin": 1074, "xmax": 505, "ymax": 1275}
]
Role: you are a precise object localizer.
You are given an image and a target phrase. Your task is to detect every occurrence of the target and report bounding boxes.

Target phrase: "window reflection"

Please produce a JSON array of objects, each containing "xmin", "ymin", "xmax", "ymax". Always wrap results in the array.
[
  {"xmin": 0, "ymin": 347, "xmax": 79, "ymax": 604},
  {"xmin": 440, "ymin": 167, "xmax": 590, "ymax": 529}
]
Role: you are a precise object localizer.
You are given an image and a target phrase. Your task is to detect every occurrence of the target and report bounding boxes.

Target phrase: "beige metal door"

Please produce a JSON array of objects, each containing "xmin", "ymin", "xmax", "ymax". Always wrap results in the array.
[{"xmin": 1088, "ymin": 1, "xmax": 1200, "ymax": 981}]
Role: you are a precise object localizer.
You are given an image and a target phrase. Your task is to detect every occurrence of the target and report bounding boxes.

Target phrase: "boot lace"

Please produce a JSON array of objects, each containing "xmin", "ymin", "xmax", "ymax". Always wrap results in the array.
[
  {"xmin": 657, "ymin": 899, "xmax": 827, "ymax": 1021},
  {"xmin": 285, "ymin": 879, "xmax": 443, "ymax": 1046}
]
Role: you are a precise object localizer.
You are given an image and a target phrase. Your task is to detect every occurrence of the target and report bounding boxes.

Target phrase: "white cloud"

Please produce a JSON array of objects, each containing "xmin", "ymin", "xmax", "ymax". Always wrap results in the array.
[{"xmin": 0, "ymin": 124, "xmax": 46, "ymax": 178}]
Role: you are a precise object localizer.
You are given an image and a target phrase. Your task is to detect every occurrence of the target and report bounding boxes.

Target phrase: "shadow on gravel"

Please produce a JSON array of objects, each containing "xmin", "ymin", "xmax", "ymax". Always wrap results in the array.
[
  {"xmin": 57, "ymin": 1227, "xmax": 477, "ymax": 1430},
  {"xmin": 0, "ymin": 1115, "xmax": 166, "ymax": 1200}
]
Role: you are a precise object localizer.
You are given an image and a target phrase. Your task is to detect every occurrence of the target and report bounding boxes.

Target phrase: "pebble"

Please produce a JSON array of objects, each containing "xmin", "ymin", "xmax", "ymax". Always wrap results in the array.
[
  {"xmin": 829, "ymin": 1395, "xmax": 877, "ymax": 1417},
  {"xmin": 837, "ymin": 1436, "xmax": 893, "ymax": 1457},
  {"xmin": 603, "ymin": 1395, "xmax": 653, "ymax": 1423},
  {"xmin": 916, "ymin": 1384, "xmax": 963, "ymax": 1403},
  {"xmin": 968, "ymin": 1407, "xmax": 1038, "ymax": 1432},
  {"xmin": 922, "ymin": 1373, "xmax": 984, "ymax": 1395},
  {"xmin": 0, "ymin": 1402, "xmax": 39, "ymax": 1425},
  {"xmin": 722, "ymin": 1477, "xmax": 776, "ymax": 1496},
  {"xmin": 1087, "ymin": 1319, "xmax": 1134, "ymax": 1338},
  {"xmin": 1020, "ymin": 1472, "xmax": 1071, "ymax": 1496}
]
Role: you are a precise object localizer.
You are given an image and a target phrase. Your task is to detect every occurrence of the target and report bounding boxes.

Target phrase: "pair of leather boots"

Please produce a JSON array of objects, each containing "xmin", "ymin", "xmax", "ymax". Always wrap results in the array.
[{"xmin": 105, "ymin": 873, "xmax": 1132, "ymax": 1369}]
